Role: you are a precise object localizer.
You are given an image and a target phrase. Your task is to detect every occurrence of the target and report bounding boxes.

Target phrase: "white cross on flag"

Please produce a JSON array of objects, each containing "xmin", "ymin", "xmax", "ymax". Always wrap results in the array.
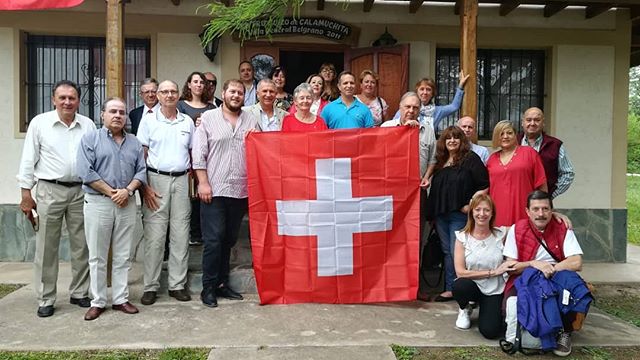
[{"xmin": 247, "ymin": 127, "xmax": 420, "ymax": 304}]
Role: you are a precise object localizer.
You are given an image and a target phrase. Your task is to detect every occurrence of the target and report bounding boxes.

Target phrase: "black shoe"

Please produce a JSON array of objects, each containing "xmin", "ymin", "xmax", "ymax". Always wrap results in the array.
[
  {"xmin": 216, "ymin": 286, "xmax": 243, "ymax": 300},
  {"xmin": 141, "ymin": 291, "xmax": 157, "ymax": 305},
  {"xmin": 70, "ymin": 297, "xmax": 91, "ymax": 308},
  {"xmin": 37, "ymin": 305, "xmax": 54, "ymax": 318},
  {"xmin": 200, "ymin": 288, "xmax": 218, "ymax": 308},
  {"xmin": 168, "ymin": 289, "xmax": 192, "ymax": 302}
]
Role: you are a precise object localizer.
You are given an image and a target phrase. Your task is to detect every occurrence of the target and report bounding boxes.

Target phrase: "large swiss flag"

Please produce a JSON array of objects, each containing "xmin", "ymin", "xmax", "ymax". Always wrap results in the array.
[
  {"xmin": 0, "ymin": 0, "xmax": 83, "ymax": 10},
  {"xmin": 246, "ymin": 127, "xmax": 420, "ymax": 304}
]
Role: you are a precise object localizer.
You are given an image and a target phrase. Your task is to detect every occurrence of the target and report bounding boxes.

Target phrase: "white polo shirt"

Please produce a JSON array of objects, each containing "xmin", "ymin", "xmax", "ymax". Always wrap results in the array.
[{"xmin": 136, "ymin": 108, "xmax": 194, "ymax": 172}]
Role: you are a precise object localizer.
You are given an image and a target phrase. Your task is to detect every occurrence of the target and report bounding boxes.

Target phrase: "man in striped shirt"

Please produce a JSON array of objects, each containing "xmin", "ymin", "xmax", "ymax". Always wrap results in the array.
[
  {"xmin": 518, "ymin": 107, "xmax": 575, "ymax": 199},
  {"xmin": 192, "ymin": 79, "xmax": 258, "ymax": 308}
]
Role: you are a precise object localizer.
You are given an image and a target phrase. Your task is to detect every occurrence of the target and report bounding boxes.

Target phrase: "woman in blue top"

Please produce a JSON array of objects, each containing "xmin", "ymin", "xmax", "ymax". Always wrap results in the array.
[{"xmin": 389, "ymin": 70, "xmax": 469, "ymax": 131}]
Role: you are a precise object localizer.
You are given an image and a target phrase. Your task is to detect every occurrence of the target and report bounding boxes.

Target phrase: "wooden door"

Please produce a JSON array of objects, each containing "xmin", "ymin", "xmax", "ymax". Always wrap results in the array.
[{"xmin": 344, "ymin": 44, "xmax": 409, "ymax": 118}]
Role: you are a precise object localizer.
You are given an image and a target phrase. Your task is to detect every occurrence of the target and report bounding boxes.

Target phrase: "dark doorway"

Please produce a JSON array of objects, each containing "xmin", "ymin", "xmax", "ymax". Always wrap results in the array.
[{"xmin": 279, "ymin": 50, "xmax": 344, "ymax": 94}]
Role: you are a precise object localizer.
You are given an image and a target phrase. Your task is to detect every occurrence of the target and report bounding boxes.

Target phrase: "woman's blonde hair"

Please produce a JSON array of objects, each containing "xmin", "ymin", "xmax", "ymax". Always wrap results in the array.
[
  {"xmin": 491, "ymin": 120, "xmax": 517, "ymax": 149},
  {"xmin": 461, "ymin": 193, "xmax": 497, "ymax": 235}
]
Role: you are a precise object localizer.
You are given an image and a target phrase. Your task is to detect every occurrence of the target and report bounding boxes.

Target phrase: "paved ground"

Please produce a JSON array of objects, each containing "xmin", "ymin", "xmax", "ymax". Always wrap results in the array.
[{"xmin": 1, "ymin": 246, "xmax": 640, "ymax": 359}]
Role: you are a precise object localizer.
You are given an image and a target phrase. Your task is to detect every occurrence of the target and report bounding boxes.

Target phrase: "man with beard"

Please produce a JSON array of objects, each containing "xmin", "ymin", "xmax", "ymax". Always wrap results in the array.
[
  {"xmin": 243, "ymin": 78, "xmax": 287, "ymax": 132},
  {"xmin": 321, "ymin": 71, "xmax": 374, "ymax": 129},
  {"xmin": 518, "ymin": 107, "xmax": 575, "ymax": 198},
  {"xmin": 192, "ymin": 79, "xmax": 257, "ymax": 307},
  {"xmin": 76, "ymin": 97, "xmax": 146, "ymax": 320}
]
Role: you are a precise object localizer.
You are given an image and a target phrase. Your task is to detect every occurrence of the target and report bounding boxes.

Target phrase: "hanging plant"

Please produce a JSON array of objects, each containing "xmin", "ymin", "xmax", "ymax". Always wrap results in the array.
[{"xmin": 198, "ymin": 0, "xmax": 350, "ymax": 46}]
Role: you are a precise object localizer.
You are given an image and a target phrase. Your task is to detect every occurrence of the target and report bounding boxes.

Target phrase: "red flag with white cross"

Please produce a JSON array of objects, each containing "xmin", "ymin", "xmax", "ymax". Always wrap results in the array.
[
  {"xmin": 0, "ymin": 0, "xmax": 83, "ymax": 10},
  {"xmin": 246, "ymin": 127, "xmax": 420, "ymax": 304}
]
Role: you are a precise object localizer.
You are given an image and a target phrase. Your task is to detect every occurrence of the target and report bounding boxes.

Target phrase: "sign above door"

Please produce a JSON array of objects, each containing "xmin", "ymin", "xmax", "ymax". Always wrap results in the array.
[{"xmin": 239, "ymin": 17, "xmax": 360, "ymax": 46}]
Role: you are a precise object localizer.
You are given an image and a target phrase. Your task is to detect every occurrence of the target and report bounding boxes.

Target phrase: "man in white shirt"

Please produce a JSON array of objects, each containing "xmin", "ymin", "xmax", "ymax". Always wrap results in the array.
[
  {"xmin": 458, "ymin": 116, "xmax": 489, "ymax": 164},
  {"xmin": 137, "ymin": 80, "xmax": 195, "ymax": 306},
  {"xmin": 17, "ymin": 80, "xmax": 96, "ymax": 317},
  {"xmin": 503, "ymin": 190, "xmax": 584, "ymax": 357},
  {"xmin": 243, "ymin": 79, "xmax": 287, "ymax": 131},
  {"xmin": 239, "ymin": 61, "xmax": 257, "ymax": 106}
]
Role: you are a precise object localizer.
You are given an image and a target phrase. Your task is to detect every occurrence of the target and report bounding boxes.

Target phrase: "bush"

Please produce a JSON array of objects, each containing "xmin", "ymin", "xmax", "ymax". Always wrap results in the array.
[{"xmin": 629, "ymin": 113, "xmax": 640, "ymax": 174}]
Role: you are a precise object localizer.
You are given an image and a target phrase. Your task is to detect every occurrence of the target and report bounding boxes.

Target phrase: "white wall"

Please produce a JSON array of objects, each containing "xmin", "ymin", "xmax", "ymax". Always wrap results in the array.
[
  {"xmin": 552, "ymin": 45, "xmax": 615, "ymax": 209},
  {"xmin": 0, "ymin": 28, "xmax": 22, "ymax": 204},
  {"xmin": 156, "ymin": 33, "xmax": 222, "ymax": 96}
]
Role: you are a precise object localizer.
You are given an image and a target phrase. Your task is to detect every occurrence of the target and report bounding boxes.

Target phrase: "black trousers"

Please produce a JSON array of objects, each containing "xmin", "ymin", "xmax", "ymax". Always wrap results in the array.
[{"xmin": 453, "ymin": 277, "xmax": 504, "ymax": 339}]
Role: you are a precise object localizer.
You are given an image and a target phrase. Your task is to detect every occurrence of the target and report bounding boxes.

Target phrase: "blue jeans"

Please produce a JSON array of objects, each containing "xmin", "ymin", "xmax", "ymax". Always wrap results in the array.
[
  {"xmin": 435, "ymin": 211, "xmax": 467, "ymax": 292},
  {"xmin": 200, "ymin": 196, "xmax": 248, "ymax": 289}
]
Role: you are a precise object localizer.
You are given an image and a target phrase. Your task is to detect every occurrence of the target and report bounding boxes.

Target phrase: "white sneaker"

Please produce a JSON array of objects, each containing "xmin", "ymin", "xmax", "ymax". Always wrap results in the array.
[{"xmin": 455, "ymin": 306, "xmax": 472, "ymax": 330}]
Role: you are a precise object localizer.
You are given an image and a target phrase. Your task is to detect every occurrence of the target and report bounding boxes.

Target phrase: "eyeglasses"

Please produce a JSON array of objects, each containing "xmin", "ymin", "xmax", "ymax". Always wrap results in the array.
[
  {"xmin": 140, "ymin": 90, "xmax": 157, "ymax": 95},
  {"xmin": 158, "ymin": 90, "xmax": 178, "ymax": 96},
  {"xmin": 207, "ymin": 80, "xmax": 217, "ymax": 86},
  {"xmin": 321, "ymin": 68, "xmax": 335, "ymax": 74}
]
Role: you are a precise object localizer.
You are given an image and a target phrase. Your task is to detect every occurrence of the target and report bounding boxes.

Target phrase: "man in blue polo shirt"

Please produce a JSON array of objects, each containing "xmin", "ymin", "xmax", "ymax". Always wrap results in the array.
[{"xmin": 321, "ymin": 71, "xmax": 374, "ymax": 129}]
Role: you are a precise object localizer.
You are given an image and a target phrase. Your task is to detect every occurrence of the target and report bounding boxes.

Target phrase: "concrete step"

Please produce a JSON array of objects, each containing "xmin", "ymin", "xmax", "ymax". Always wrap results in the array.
[{"xmin": 207, "ymin": 345, "xmax": 396, "ymax": 360}]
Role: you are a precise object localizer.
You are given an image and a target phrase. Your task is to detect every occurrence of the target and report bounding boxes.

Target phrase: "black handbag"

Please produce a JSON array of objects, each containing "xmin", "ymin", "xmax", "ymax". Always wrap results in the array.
[{"xmin": 420, "ymin": 224, "xmax": 444, "ymax": 288}]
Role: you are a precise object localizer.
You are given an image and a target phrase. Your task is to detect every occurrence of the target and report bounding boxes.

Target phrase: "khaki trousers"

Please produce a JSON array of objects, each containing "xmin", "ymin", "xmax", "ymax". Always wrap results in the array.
[
  {"xmin": 84, "ymin": 194, "xmax": 136, "ymax": 307},
  {"xmin": 33, "ymin": 181, "xmax": 90, "ymax": 307},
  {"xmin": 142, "ymin": 172, "xmax": 191, "ymax": 292}
]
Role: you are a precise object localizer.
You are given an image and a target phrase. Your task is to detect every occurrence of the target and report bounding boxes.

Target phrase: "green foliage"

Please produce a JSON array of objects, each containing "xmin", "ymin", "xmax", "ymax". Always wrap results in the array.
[
  {"xmin": 0, "ymin": 348, "xmax": 208, "ymax": 360},
  {"xmin": 391, "ymin": 344, "xmax": 418, "ymax": 360},
  {"xmin": 595, "ymin": 285, "xmax": 640, "ymax": 327},
  {"xmin": 0, "ymin": 284, "xmax": 23, "ymax": 299},
  {"xmin": 581, "ymin": 346, "xmax": 613, "ymax": 360},
  {"xmin": 628, "ymin": 176, "xmax": 640, "ymax": 245},
  {"xmin": 628, "ymin": 113, "xmax": 640, "ymax": 174},
  {"xmin": 629, "ymin": 67, "xmax": 640, "ymax": 115}
]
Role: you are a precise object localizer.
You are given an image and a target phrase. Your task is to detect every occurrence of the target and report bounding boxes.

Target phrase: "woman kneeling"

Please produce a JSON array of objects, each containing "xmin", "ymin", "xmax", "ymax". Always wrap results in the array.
[{"xmin": 452, "ymin": 193, "xmax": 515, "ymax": 339}]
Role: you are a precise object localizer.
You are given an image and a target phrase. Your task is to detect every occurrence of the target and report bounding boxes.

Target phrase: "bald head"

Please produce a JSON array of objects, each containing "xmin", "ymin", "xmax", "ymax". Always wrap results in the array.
[
  {"xmin": 522, "ymin": 107, "xmax": 545, "ymax": 139},
  {"xmin": 457, "ymin": 116, "xmax": 476, "ymax": 139}
]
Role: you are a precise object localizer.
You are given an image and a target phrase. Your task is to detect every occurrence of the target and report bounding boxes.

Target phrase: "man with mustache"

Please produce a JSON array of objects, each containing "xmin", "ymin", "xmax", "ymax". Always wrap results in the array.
[
  {"xmin": 518, "ymin": 107, "xmax": 575, "ymax": 198},
  {"xmin": 503, "ymin": 190, "xmax": 584, "ymax": 357},
  {"xmin": 76, "ymin": 97, "xmax": 146, "ymax": 320},
  {"xmin": 192, "ymin": 79, "xmax": 257, "ymax": 308}
]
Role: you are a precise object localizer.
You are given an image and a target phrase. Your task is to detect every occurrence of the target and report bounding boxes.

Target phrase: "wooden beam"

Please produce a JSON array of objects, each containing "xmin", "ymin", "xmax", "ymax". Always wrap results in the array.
[
  {"xmin": 317, "ymin": 0, "xmax": 325, "ymax": 11},
  {"xmin": 364, "ymin": 0, "xmax": 374, "ymax": 12},
  {"xmin": 499, "ymin": 0, "xmax": 520, "ymax": 16},
  {"xmin": 460, "ymin": 0, "xmax": 478, "ymax": 123},
  {"xmin": 543, "ymin": 2, "xmax": 567, "ymax": 17},
  {"xmin": 454, "ymin": 0, "xmax": 461, "ymax": 15},
  {"xmin": 585, "ymin": 4, "xmax": 613, "ymax": 19},
  {"xmin": 106, "ymin": 0, "xmax": 124, "ymax": 99},
  {"xmin": 409, "ymin": 0, "xmax": 425, "ymax": 13}
]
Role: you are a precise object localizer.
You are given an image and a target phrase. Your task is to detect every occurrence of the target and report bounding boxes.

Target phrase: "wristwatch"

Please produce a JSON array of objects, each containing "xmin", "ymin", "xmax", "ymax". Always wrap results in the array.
[{"xmin": 126, "ymin": 188, "xmax": 134, "ymax": 197}]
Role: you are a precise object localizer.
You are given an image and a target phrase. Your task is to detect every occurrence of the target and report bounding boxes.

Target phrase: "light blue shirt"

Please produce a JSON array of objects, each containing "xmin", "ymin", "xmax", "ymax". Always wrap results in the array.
[
  {"xmin": 321, "ymin": 97, "xmax": 374, "ymax": 129},
  {"xmin": 471, "ymin": 143, "xmax": 490, "ymax": 165},
  {"xmin": 77, "ymin": 127, "xmax": 147, "ymax": 195}
]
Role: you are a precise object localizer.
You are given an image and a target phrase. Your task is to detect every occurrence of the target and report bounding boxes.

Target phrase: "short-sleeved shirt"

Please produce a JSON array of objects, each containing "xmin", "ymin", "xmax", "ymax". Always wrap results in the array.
[
  {"xmin": 281, "ymin": 114, "xmax": 328, "ymax": 132},
  {"xmin": 136, "ymin": 109, "xmax": 194, "ymax": 172},
  {"xmin": 356, "ymin": 95, "xmax": 388, "ymax": 126},
  {"xmin": 321, "ymin": 97, "xmax": 374, "ymax": 129},
  {"xmin": 503, "ymin": 225, "xmax": 583, "ymax": 264},
  {"xmin": 487, "ymin": 146, "xmax": 547, "ymax": 226},
  {"xmin": 177, "ymin": 100, "xmax": 215, "ymax": 122},
  {"xmin": 455, "ymin": 227, "xmax": 509, "ymax": 295}
]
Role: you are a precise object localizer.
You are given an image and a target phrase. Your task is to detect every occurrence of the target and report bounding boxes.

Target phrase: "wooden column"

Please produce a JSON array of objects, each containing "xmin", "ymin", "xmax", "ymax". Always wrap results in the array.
[
  {"xmin": 106, "ymin": 0, "xmax": 125, "ymax": 98},
  {"xmin": 460, "ymin": 0, "xmax": 478, "ymax": 121}
]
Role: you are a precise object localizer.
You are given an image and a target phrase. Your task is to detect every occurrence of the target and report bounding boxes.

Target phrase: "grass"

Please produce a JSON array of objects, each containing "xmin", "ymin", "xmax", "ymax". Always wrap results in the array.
[
  {"xmin": 0, "ymin": 284, "xmax": 23, "ymax": 299},
  {"xmin": 628, "ymin": 176, "xmax": 640, "ymax": 245},
  {"xmin": 398, "ymin": 346, "xmax": 640, "ymax": 359},
  {"xmin": 0, "ymin": 348, "xmax": 209, "ymax": 360},
  {"xmin": 593, "ymin": 283, "xmax": 640, "ymax": 328}
]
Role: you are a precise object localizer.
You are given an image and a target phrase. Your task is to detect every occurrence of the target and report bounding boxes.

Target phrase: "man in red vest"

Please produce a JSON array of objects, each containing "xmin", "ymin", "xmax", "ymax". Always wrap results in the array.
[
  {"xmin": 503, "ymin": 190, "xmax": 583, "ymax": 357},
  {"xmin": 518, "ymin": 108, "xmax": 575, "ymax": 199}
]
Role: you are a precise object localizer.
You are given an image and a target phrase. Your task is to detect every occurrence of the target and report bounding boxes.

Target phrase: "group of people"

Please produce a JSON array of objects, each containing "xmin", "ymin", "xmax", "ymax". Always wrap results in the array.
[{"xmin": 17, "ymin": 59, "xmax": 586, "ymax": 356}]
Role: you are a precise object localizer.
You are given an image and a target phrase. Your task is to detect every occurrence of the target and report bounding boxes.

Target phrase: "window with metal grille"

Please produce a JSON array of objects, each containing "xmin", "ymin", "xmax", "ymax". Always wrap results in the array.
[
  {"xmin": 436, "ymin": 48, "xmax": 545, "ymax": 140},
  {"xmin": 23, "ymin": 34, "xmax": 150, "ymax": 130}
]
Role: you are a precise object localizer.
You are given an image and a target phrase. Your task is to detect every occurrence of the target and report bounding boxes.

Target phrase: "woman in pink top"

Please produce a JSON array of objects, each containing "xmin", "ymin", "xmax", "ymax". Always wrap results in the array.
[
  {"xmin": 288, "ymin": 74, "xmax": 328, "ymax": 117},
  {"xmin": 281, "ymin": 83, "xmax": 328, "ymax": 133},
  {"xmin": 486, "ymin": 120, "xmax": 547, "ymax": 226}
]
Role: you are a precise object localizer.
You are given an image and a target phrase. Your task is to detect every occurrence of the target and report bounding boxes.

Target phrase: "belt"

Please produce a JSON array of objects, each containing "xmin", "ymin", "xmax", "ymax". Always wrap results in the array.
[
  {"xmin": 39, "ymin": 179, "xmax": 82, "ymax": 187},
  {"xmin": 147, "ymin": 167, "xmax": 188, "ymax": 177}
]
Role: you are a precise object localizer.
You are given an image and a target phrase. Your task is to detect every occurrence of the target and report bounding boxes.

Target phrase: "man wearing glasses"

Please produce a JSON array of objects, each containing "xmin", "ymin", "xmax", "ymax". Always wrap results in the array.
[
  {"xmin": 128, "ymin": 78, "xmax": 159, "ymax": 135},
  {"xmin": 204, "ymin": 72, "xmax": 223, "ymax": 108},
  {"xmin": 137, "ymin": 80, "xmax": 195, "ymax": 306}
]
